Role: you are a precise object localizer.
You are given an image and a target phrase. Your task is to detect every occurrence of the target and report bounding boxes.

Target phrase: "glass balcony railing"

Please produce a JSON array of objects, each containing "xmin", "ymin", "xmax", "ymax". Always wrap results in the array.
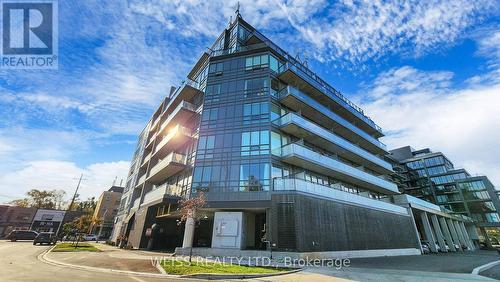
[
  {"xmin": 273, "ymin": 177, "xmax": 407, "ymax": 215},
  {"xmin": 131, "ymin": 198, "xmax": 140, "ymax": 210},
  {"xmin": 137, "ymin": 174, "xmax": 147, "ymax": 186},
  {"xmin": 275, "ymin": 113, "xmax": 392, "ymax": 172},
  {"xmin": 279, "ymin": 86, "xmax": 387, "ymax": 151},
  {"xmin": 148, "ymin": 152, "xmax": 187, "ymax": 180},
  {"xmin": 155, "ymin": 125, "xmax": 193, "ymax": 155},
  {"xmin": 277, "ymin": 62, "xmax": 382, "ymax": 133},
  {"xmin": 142, "ymin": 184, "xmax": 183, "ymax": 205},
  {"xmin": 280, "ymin": 143, "xmax": 398, "ymax": 193},
  {"xmin": 159, "ymin": 101, "xmax": 197, "ymax": 133}
]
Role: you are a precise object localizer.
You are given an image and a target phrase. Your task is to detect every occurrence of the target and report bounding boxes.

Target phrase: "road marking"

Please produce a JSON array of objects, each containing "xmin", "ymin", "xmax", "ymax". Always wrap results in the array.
[{"xmin": 472, "ymin": 260, "xmax": 500, "ymax": 275}]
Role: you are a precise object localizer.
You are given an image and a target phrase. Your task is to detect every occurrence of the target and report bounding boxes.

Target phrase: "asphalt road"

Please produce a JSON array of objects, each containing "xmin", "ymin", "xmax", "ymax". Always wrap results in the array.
[{"xmin": 0, "ymin": 240, "xmax": 191, "ymax": 282}]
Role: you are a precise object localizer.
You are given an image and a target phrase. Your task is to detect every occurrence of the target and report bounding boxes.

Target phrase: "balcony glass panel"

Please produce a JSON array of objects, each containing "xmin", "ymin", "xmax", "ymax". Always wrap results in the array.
[
  {"xmin": 273, "ymin": 178, "xmax": 406, "ymax": 215},
  {"xmin": 280, "ymin": 143, "xmax": 398, "ymax": 193},
  {"xmin": 275, "ymin": 113, "xmax": 392, "ymax": 172},
  {"xmin": 279, "ymin": 86, "xmax": 386, "ymax": 151}
]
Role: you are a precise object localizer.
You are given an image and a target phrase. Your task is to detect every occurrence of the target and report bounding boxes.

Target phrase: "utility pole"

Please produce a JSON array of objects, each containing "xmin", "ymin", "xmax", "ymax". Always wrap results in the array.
[{"xmin": 68, "ymin": 174, "xmax": 84, "ymax": 211}]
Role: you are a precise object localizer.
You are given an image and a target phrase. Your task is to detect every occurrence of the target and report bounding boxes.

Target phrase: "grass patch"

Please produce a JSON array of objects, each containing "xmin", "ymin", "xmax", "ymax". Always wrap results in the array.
[
  {"xmin": 161, "ymin": 259, "xmax": 287, "ymax": 275},
  {"xmin": 52, "ymin": 242, "xmax": 101, "ymax": 252}
]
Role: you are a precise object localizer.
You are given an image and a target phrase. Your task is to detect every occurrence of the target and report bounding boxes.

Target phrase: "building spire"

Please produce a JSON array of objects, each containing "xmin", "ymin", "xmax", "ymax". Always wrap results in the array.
[{"xmin": 235, "ymin": 1, "xmax": 241, "ymax": 17}]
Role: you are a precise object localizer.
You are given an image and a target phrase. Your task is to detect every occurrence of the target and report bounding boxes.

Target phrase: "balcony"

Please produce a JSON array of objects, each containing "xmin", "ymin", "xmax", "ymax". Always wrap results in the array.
[
  {"xmin": 154, "ymin": 125, "xmax": 194, "ymax": 157},
  {"xmin": 142, "ymin": 184, "xmax": 183, "ymax": 206},
  {"xmin": 140, "ymin": 151, "xmax": 152, "ymax": 169},
  {"xmin": 147, "ymin": 152, "xmax": 187, "ymax": 183},
  {"xmin": 136, "ymin": 173, "xmax": 147, "ymax": 187},
  {"xmin": 149, "ymin": 116, "xmax": 161, "ymax": 132},
  {"xmin": 280, "ymin": 143, "xmax": 399, "ymax": 194},
  {"xmin": 273, "ymin": 178, "xmax": 407, "ymax": 215},
  {"xmin": 162, "ymin": 79, "xmax": 201, "ymax": 117},
  {"xmin": 278, "ymin": 62, "xmax": 383, "ymax": 138},
  {"xmin": 278, "ymin": 86, "xmax": 387, "ymax": 154},
  {"xmin": 159, "ymin": 101, "xmax": 197, "ymax": 134},
  {"xmin": 131, "ymin": 198, "xmax": 141, "ymax": 210},
  {"xmin": 275, "ymin": 113, "xmax": 393, "ymax": 174}
]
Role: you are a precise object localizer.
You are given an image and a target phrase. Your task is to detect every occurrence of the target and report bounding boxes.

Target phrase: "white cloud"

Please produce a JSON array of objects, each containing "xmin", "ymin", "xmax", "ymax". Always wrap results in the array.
[
  {"xmin": 279, "ymin": 0, "xmax": 498, "ymax": 64},
  {"xmin": 357, "ymin": 66, "xmax": 500, "ymax": 187},
  {"xmin": 0, "ymin": 160, "xmax": 129, "ymax": 204}
]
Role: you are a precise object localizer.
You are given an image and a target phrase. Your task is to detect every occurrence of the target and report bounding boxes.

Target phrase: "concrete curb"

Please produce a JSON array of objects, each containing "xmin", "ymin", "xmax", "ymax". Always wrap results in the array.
[
  {"xmin": 38, "ymin": 245, "xmax": 299, "ymax": 280},
  {"xmin": 180, "ymin": 268, "xmax": 302, "ymax": 280},
  {"xmin": 472, "ymin": 260, "xmax": 500, "ymax": 275}
]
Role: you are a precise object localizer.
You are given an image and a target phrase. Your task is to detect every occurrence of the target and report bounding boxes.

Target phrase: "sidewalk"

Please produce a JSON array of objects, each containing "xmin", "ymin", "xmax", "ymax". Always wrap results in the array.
[{"xmin": 45, "ymin": 243, "xmax": 165, "ymax": 273}]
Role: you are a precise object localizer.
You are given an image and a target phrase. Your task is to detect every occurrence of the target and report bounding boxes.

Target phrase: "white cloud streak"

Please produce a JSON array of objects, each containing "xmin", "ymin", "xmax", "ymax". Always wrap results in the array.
[{"xmin": 357, "ymin": 65, "xmax": 500, "ymax": 186}]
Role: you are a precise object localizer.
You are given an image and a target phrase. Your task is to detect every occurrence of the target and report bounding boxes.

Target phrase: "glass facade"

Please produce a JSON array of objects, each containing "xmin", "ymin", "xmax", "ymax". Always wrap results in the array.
[{"xmin": 399, "ymin": 150, "xmax": 500, "ymax": 225}]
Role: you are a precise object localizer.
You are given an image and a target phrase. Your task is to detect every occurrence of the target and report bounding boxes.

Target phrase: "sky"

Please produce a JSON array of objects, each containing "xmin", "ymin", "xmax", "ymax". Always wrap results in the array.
[{"xmin": 1, "ymin": 0, "xmax": 500, "ymax": 204}]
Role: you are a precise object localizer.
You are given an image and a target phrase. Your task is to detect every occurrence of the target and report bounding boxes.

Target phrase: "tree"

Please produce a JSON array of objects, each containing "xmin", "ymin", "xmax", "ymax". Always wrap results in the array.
[
  {"xmin": 177, "ymin": 192, "xmax": 206, "ymax": 262},
  {"xmin": 68, "ymin": 196, "xmax": 97, "ymax": 213},
  {"xmin": 9, "ymin": 189, "xmax": 66, "ymax": 209},
  {"xmin": 9, "ymin": 198, "xmax": 29, "ymax": 207}
]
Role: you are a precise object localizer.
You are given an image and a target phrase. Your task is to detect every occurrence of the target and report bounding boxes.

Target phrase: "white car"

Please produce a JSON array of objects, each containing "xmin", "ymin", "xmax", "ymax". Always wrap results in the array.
[{"xmin": 83, "ymin": 234, "xmax": 98, "ymax": 241}]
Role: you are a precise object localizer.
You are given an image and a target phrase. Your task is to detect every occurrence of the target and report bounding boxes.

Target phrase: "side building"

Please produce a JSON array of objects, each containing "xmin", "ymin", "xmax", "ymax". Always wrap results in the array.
[
  {"xmin": 89, "ymin": 186, "xmax": 124, "ymax": 239},
  {"xmin": 113, "ymin": 13, "xmax": 429, "ymax": 258},
  {"xmin": 390, "ymin": 146, "xmax": 500, "ymax": 246}
]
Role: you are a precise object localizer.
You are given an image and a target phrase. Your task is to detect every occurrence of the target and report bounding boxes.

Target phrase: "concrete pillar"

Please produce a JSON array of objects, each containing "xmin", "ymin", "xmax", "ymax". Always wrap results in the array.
[
  {"xmin": 182, "ymin": 217, "xmax": 195, "ymax": 248},
  {"xmin": 420, "ymin": 212, "xmax": 438, "ymax": 253},
  {"xmin": 439, "ymin": 217, "xmax": 456, "ymax": 252},
  {"xmin": 459, "ymin": 222, "xmax": 474, "ymax": 250},
  {"xmin": 466, "ymin": 224, "xmax": 480, "ymax": 249},
  {"xmin": 454, "ymin": 221, "xmax": 468, "ymax": 250},
  {"xmin": 447, "ymin": 218, "xmax": 463, "ymax": 251},
  {"xmin": 431, "ymin": 215, "xmax": 447, "ymax": 252}
]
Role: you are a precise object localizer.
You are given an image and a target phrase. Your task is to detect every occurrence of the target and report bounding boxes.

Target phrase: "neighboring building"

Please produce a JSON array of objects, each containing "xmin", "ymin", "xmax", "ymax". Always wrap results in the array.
[
  {"xmin": 390, "ymin": 146, "xmax": 500, "ymax": 245},
  {"xmin": 0, "ymin": 205, "xmax": 37, "ymax": 237},
  {"xmin": 89, "ymin": 186, "xmax": 124, "ymax": 238},
  {"xmin": 112, "ymin": 12, "xmax": 477, "ymax": 258}
]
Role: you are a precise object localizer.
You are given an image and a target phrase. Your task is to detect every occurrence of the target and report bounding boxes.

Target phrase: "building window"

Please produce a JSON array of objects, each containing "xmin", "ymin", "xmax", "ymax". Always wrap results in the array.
[
  {"xmin": 245, "ymin": 54, "xmax": 269, "ymax": 70},
  {"xmin": 241, "ymin": 130, "xmax": 269, "ymax": 156},
  {"xmin": 243, "ymin": 101, "xmax": 269, "ymax": 124},
  {"xmin": 270, "ymin": 55, "xmax": 279, "ymax": 73},
  {"xmin": 244, "ymin": 77, "xmax": 269, "ymax": 97},
  {"xmin": 202, "ymin": 108, "xmax": 218, "ymax": 122},
  {"xmin": 197, "ymin": 135, "xmax": 215, "ymax": 159},
  {"xmin": 239, "ymin": 163, "xmax": 270, "ymax": 191},
  {"xmin": 209, "ymin": 62, "xmax": 223, "ymax": 74},
  {"xmin": 459, "ymin": 181, "xmax": 486, "ymax": 191},
  {"xmin": 485, "ymin": 213, "xmax": 500, "ymax": 223}
]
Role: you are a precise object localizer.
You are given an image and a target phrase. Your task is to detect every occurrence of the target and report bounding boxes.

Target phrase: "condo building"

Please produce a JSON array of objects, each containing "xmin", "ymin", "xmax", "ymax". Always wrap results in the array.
[
  {"xmin": 111, "ymin": 13, "xmax": 480, "ymax": 257},
  {"xmin": 390, "ymin": 146, "xmax": 500, "ymax": 246},
  {"xmin": 89, "ymin": 186, "xmax": 124, "ymax": 239}
]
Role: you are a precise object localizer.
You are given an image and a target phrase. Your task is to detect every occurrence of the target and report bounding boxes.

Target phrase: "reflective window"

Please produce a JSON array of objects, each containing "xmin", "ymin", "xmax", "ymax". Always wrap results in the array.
[{"xmin": 241, "ymin": 130, "xmax": 270, "ymax": 156}]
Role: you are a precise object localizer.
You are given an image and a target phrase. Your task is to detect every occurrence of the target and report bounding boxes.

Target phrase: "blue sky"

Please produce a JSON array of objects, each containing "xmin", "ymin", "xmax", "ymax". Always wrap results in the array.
[{"xmin": 1, "ymin": 0, "xmax": 500, "ymax": 203}]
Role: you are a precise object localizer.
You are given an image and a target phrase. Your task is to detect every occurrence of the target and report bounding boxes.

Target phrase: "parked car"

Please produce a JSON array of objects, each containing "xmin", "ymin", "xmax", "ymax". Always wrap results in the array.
[
  {"xmin": 6, "ymin": 230, "xmax": 38, "ymax": 242},
  {"xmin": 33, "ymin": 232, "xmax": 58, "ymax": 245},
  {"xmin": 83, "ymin": 234, "xmax": 98, "ymax": 241}
]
